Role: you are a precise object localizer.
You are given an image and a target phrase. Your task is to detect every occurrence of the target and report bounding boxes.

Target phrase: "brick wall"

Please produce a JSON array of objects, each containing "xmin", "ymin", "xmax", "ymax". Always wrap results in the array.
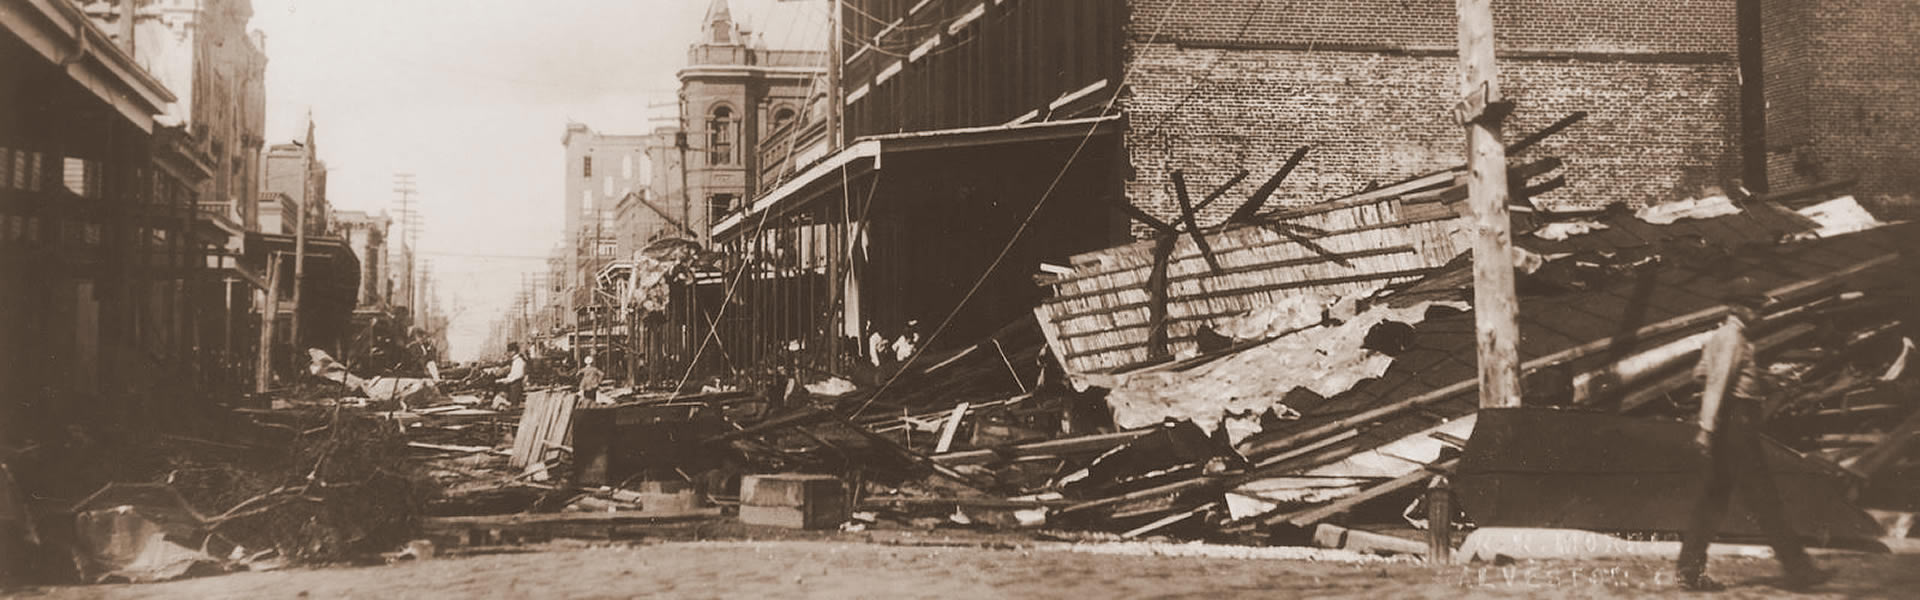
[
  {"xmin": 1762, "ymin": 0, "xmax": 1920, "ymax": 201},
  {"xmin": 1135, "ymin": 0, "xmax": 1735, "ymax": 55},
  {"xmin": 1120, "ymin": 0, "xmax": 1742, "ymax": 229}
]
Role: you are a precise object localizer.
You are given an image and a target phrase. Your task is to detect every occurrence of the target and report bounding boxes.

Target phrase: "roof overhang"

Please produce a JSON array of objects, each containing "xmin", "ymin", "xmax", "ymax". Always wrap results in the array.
[
  {"xmin": 1, "ymin": 0, "xmax": 175, "ymax": 132},
  {"xmin": 677, "ymin": 65, "xmax": 825, "ymax": 81},
  {"xmin": 713, "ymin": 114, "xmax": 1121, "ymax": 239}
]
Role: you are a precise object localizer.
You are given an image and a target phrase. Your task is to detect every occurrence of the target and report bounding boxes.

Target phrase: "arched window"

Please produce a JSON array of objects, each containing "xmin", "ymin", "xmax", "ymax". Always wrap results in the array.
[
  {"xmin": 708, "ymin": 105, "xmax": 735, "ymax": 165},
  {"xmin": 771, "ymin": 106, "xmax": 797, "ymax": 132}
]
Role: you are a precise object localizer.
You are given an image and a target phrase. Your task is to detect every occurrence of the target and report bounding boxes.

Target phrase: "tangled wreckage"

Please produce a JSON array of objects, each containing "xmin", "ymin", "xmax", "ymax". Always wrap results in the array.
[{"xmin": 6, "ymin": 135, "xmax": 1917, "ymax": 584}]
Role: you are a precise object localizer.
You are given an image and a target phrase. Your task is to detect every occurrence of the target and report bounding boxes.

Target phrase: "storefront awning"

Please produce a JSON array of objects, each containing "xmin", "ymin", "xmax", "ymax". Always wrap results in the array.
[{"xmin": 713, "ymin": 115, "xmax": 1121, "ymax": 240}]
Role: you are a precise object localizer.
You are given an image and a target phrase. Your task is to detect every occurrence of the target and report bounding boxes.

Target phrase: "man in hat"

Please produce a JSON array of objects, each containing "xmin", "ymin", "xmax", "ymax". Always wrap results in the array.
[
  {"xmin": 1676, "ymin": 279, "xmax": 1831, "ymax": 591},
  {"xmin": 576, "ymin": 355, "xmax": 606, "ymax": 405},
  {"xmin": 496, "ymin": 342, "xmax": 528, "ymax": 408}
]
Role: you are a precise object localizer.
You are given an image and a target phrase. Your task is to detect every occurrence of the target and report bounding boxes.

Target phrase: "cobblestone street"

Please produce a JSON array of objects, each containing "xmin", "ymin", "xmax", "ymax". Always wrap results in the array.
[{"xmin": 14, "ymin": 540, "xmax": 1920, "ymax": 599}]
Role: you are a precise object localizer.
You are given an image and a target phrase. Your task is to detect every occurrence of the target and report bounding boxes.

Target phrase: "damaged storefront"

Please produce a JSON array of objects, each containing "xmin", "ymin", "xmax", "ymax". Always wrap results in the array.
[{"xmin": 633, "ymin": 116, "xmax": 1127, "ymax": 390}]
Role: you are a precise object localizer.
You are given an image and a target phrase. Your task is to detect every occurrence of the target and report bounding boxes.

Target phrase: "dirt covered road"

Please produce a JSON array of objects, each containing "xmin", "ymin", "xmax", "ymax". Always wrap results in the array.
[{"xmin": 11, "ymin": 539, "xmax": 1918, "ymax": 599}]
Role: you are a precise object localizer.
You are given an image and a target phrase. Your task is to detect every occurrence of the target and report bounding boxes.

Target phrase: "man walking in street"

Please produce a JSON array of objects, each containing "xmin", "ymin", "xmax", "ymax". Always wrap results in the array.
[
  {"xmin": 1676, "ymin": 281, "xmax": 1831, "ymax": 591},
  {"xmin": 496, "ymin": 342, "xmax": 528, "ymax": 408},
  {"xmin": 576, "ymin": 355, "xmax": 606, "ymax": 405}
]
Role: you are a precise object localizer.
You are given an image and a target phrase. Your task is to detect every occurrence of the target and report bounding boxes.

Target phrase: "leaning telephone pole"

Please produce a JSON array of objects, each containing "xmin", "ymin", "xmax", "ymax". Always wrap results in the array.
[{"xmin": 1455, "ymin": 0, "xmax": 1522, "ymax": 408}]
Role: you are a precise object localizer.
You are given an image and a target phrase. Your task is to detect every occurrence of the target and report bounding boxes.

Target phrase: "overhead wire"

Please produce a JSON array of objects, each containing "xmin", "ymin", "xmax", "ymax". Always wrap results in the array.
[
  {"xmin": 664, "ymin": 0, "xmax": 835, "ymax": 394},
  {"xmin": 849, "ymin": 0, "xmax": 1188, "ymax": 417}
]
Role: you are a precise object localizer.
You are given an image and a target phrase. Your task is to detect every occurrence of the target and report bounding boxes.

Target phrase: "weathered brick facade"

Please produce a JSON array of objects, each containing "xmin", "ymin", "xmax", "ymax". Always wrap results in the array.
[
  {"xmin": 1762, "ymin": 0, "xmax": 1920, "ymax": 202},
  {"xmin": 1122, "ymin": 0, "xmax": 1743, "ymax": 227}
]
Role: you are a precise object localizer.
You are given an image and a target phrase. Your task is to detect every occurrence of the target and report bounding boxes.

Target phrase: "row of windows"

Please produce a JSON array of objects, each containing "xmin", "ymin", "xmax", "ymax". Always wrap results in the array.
[
  {"xmin": 582, "ymin": 154, "xmax": 649, "ymax": 180},
  {"xmin": 704, "ymin": 104, "xmax": 800, "ymax": 167},
  {"xmin": 0, "ymin": 212, "xmax": 182, "ymax": 258},
  {"xmin": 0, "ymin": 147, "xmax": 189, "ymax": 207}
]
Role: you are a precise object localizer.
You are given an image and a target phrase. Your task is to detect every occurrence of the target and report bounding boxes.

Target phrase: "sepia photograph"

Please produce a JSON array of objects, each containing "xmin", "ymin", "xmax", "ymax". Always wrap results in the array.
[{"xmin": 1, "ymin": 0, "xmax": 1917, "ymax": 597}]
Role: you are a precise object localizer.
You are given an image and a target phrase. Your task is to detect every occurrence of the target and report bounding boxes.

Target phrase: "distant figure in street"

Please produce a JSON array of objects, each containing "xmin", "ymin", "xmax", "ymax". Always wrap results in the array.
[
  {"xmin": 1675, "ymin": 281, "xmax": 1830, "ymax": 591},
  {"xmin": 496, "ymin": 342, "xmax": 527, "ymax": 408},
  {"xmin": 577, "ymin": 355, "xmax": 606, "ymax": 405}
]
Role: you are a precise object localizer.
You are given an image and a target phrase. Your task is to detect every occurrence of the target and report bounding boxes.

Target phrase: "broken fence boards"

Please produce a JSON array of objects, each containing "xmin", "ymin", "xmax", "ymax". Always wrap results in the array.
[{"xmin": 509, "ymin": 389, "xmax": 577, "ymax": 470}]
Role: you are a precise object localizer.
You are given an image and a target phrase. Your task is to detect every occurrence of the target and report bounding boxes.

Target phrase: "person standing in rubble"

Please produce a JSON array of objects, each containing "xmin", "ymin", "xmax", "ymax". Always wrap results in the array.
[
  {"xmin": 1675, "ymin": 282, "xmax": 1831, "ymax": 591},
  {"xmin": 576, "ymin": 355, "xmax": 605, "ymax": 405},
  {"xmin": 497, "ymin": 342, "xmax": 528, "ymax": 408}
]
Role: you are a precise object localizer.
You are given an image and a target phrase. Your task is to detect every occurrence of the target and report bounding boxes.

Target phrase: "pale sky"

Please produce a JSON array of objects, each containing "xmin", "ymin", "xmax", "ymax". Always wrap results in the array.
[{"xmin": 248, "ymin": 0, "xmax": 828, "ymax": 361}]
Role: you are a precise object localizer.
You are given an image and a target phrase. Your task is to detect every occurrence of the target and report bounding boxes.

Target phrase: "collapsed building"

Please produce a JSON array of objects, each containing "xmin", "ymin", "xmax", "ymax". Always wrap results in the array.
[
  {"xmin": 568, "ymin": 0, "xmax": 1920, "ymax": 549},
  {"xmin": 626, "ymin": 0, "xmax": 1920, "ymax": 387}
]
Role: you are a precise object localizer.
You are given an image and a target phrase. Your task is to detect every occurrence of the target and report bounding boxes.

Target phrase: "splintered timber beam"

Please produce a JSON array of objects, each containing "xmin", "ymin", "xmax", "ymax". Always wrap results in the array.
[
  {"xmin": 1110, "ymin": 195, "xmax": 1176, "ymax": 234},
  {"xmin": 1272, "ymin": 459, "xmax": 1459, "ymax": 527},
  {"xmin": 1245, "ymin": 253, "xmax": 1897, "ymax": 463},
  {"xmin": 832, "ymin": 416, "xmax": 998, "ymax": 491},
  {"xmin": 930, "ymin": 429, "xmax": 1155, "ymax": 466},
  {"xmin": 1504, "ymin": 111, "xmax": 1587, "ymax": 156},
  {"xmin": 1195, "ymin": 170, "xmax": 1251, "ymax": 213},
  {"xmin": 1171, "ymin": 170, "xmax": 1225, "ymax": 275},
  {"xmin": 1145, "ymin": 235, "xmax": 1179, "ymax": 361},
  {"xmin": 1229, "ymin": 146, "xmax": 1312, "ymax": 224},
  {"xmin": 1616, "ymin": 323, "xmax": 1816, "ymax": 412},
  {"xmin": 1246, "ymin": 305, "xmax": 1734, "ymax": 460}
]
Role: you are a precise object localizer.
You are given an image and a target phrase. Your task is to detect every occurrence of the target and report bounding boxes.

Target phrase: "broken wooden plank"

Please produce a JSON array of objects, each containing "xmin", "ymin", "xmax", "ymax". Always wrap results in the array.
[
  {"xmin": 1618, "ymin": 324, "xmax": 1817, "ymax": 412},
  {"xmin": 1059, "ymin": 475, "xmax": 1227, "ymax": 515},
  {"xmin": 1245, "ymin": 303, "xmax": 1742, "ymax": 460},
  {"xmin": 423, "ymin": 508, "xmax": 722, "ymax": 529},
  {"xmin": 1171, "ymin": 170, "xmax": 1225, "ymax": 275},
  {"xmin": 933, "ymin": 429, "xmax": 1155, "ymax": 466},
  {"xmin": 832, "ymin": 417, "xmax": 997, "ymax": 490},
  {"xmin": 1311, "ymin": 523, "xmax": 1430, "ymax": 556},
  {"xmin": 1229, "ymin": 146, "xmax": 1311, "ymax": 223},
  {"xmin": 1276, "ymin": 459, "xmax": 1458, "ymax": 527},
  {"xmin": 935, "ymin": 402, "xmax": 970, "ymax": 453},
  {"xmin": 408, "ymin": 442, "xmax": 509, "ymax": 456},
  {"xmin": 1194, "ymin": 170, "xmax": 1251, "ymax": 213},
  {"xmin": 1144, "ymin": 235, "xmax": 1178, "ymax": 361},
  {"xmin": 1504, "ymin": 111, "xmax": 1587, "ymax": 156},
  {"xmin": 1123, "ymin": 502, "xmax": 1218, "ymax": 539}
]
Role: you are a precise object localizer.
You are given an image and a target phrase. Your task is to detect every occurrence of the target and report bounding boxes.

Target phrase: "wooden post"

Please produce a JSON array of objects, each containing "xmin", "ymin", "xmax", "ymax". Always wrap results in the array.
[
  {"xmin": 290, "ymin": 116, "xmax": 315, "ymax": 355},
  {"xmin": 1426, "ymin": 474, "xmax": 1454, "ymax": 563},
  {"xmin": 254, "ymin": 254, "xmax": 282, "ymax": 394},
  {"xmin": 828, "ymin": 0, "xmax": 844, "ymax": 150},
  {"xmin": 1455, "ymin": 0, "xmax": 1522, "ymax": 408}
]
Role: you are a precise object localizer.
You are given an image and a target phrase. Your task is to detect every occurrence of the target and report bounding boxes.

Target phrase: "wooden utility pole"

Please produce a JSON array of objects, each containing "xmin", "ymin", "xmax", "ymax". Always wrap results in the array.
[
  {"xmin": 394, "ymin": 173, "xmax": 418, "ymax": 312},
  {"xmin": 289, "ymin": 116, "xmax": 314, "ymax": 354},
  {"xmin": 1455, "ymin": 0, "xmax": 1522, "ymax": 408},
  {"xmin": 828, "ymin": 0, "xmax": 844, "ymax": 150},
  {"xmin": 255, "ymin": 254, "xmax": 282, "ymax": 394}
]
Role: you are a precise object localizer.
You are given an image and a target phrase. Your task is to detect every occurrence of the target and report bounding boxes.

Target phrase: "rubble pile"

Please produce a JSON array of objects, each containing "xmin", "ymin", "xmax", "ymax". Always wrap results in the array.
[
  {"xmin": 9, "ymin": 145, "xmax": 1914, "ymax": 589},
  {"xmin": 696, "ymin": 174, "xmax": 1920, "ymax": 555}
]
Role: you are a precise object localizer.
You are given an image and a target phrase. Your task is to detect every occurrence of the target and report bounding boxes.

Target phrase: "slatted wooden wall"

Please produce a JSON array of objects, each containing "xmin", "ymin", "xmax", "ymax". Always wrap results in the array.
[{"xmin": 1035, "ymin": 191, "xmax": 1468, "ymax": 374}]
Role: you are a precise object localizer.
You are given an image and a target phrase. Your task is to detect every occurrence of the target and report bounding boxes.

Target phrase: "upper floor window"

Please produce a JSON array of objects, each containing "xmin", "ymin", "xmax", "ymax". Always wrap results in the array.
[
  {"xmin": 771, "ymin": 106, "xmax": 797, "ymax": 132},
  {"xmin": 709, "ymin": 106, "xmax": 735, "ymax": 165},
  {"xmin": 583, "ymin": 155, "xmax": 593, "ymax": 178},
  {"xmin": 708, "ymin": 193, "xmax": 737, "ymax": 226}
]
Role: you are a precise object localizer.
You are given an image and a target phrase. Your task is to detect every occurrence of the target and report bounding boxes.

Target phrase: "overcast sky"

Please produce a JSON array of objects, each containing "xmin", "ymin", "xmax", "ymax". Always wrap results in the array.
[{"xmin": 249, "ymin": 0, "xmax": 828, "ymax": 361}]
